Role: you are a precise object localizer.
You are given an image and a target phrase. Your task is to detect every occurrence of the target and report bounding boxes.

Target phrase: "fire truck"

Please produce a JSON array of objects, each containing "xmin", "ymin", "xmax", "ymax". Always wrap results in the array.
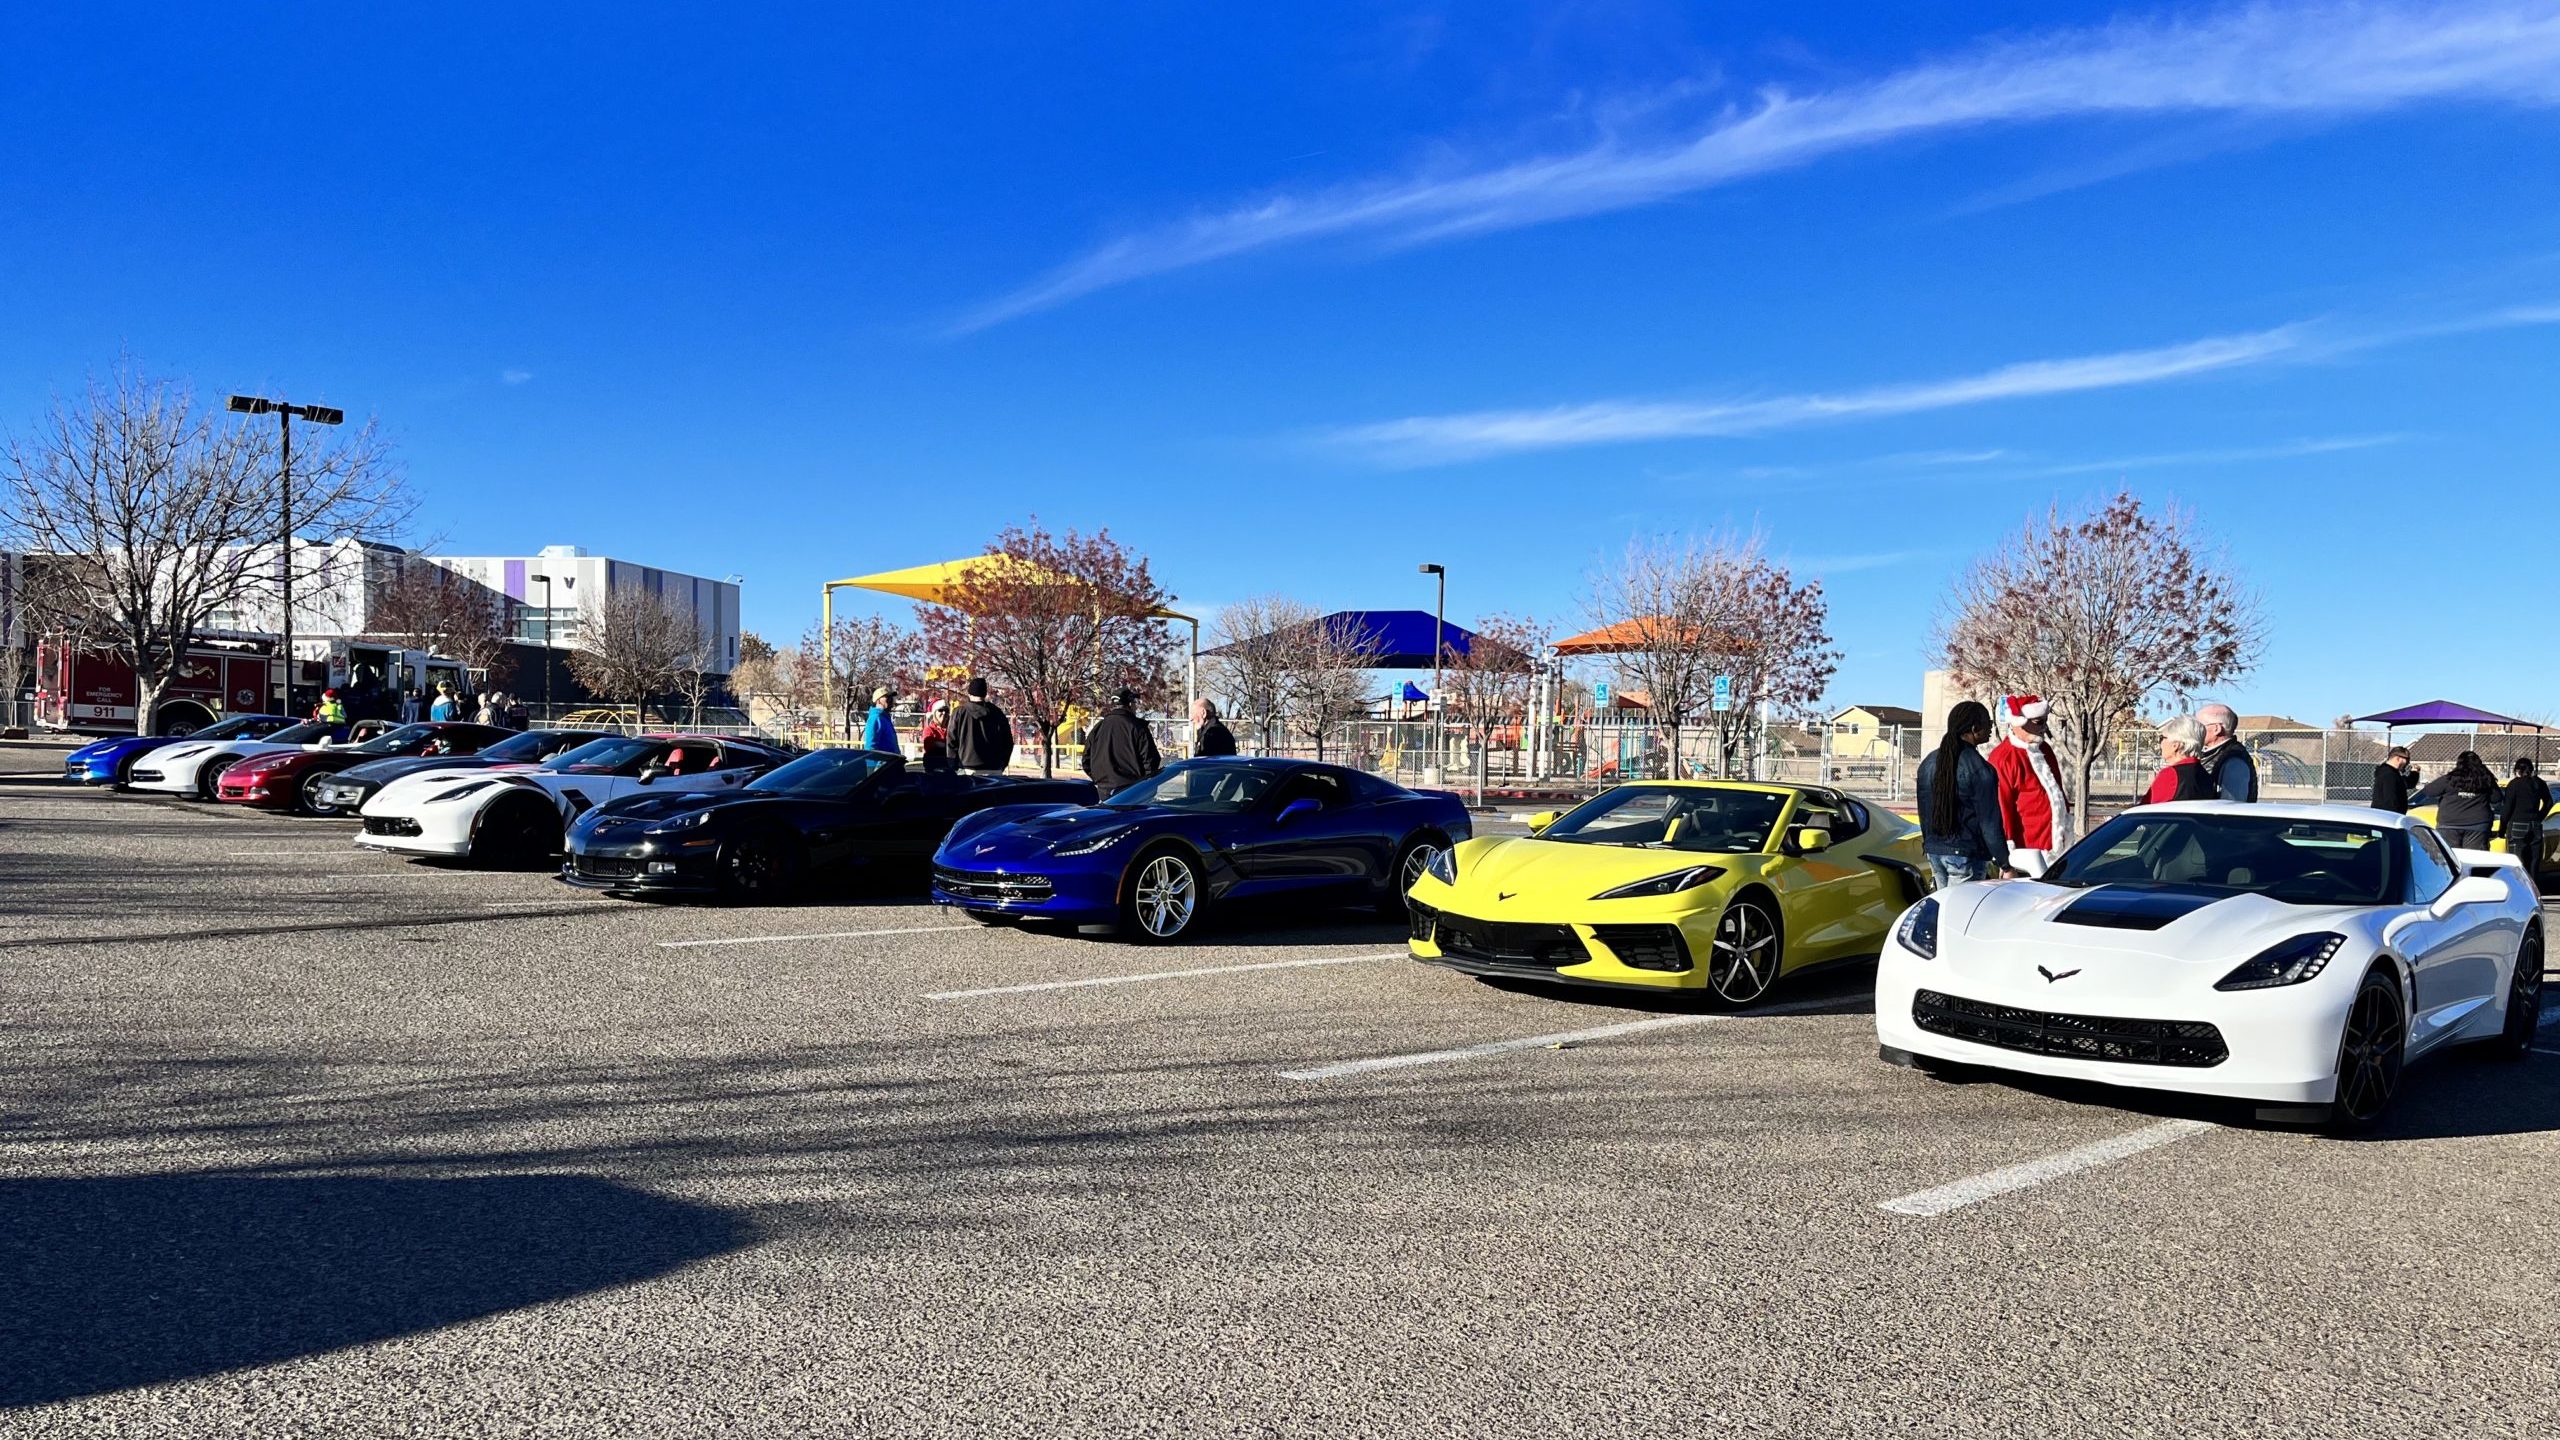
[{"xmin": 34, "ymin": 634, "xmax": 469, "ymax": 737}]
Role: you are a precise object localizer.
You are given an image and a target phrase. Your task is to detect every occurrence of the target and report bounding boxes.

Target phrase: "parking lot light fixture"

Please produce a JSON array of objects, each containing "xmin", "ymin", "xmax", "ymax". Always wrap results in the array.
[{"xmin": 227, "ymin": 394, "xmax": 346, "ymax": 713}]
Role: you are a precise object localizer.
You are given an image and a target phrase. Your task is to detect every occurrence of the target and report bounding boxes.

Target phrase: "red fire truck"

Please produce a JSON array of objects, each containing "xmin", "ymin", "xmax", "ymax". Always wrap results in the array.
[{"xmin": 33, "ymin": 633, "xmax": 283, "ymax": 736}]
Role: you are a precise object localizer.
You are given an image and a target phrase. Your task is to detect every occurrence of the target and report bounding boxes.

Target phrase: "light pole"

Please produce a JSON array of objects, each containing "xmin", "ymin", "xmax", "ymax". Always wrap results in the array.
[
  {"xmin": 226, "ymin": 395, "xmax": 344, "ymax": 713},
  {"xmin": 1419, "ymin": 563, "xmax": 1445, "ymax": 780},
  {"xmin": 530, "ymin": 573, "xmax": 554, "ymax": 717}
]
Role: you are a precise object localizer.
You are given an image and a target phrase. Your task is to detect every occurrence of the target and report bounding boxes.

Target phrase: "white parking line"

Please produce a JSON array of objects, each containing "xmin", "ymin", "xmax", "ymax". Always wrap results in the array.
[
  {"xmin": 227, "ymin": 850, "xmax": 365, "ymax": 857},
  {"xmin": 927, "ymin": 952, "xmax": 1403, "ymax": 1000},
  {"xmin": 1879, "ymin": 1119, "xmax": 2218, "ymax": 1218},
  {"xmin": 661, "ymin": 924, "xmax": 976, "ymax": 950},
  {"xmin": 1279, "ymin": 994, "xmax": 1838, "ymax": 1081}
]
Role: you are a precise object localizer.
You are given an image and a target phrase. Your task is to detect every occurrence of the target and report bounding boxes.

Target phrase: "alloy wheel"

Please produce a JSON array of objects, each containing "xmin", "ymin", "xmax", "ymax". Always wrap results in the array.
[
  {"xmin": 1134, "ymin": 854, "xmax": 1198, "ymax": 939},
  {"xmin": 726, "ymin": 840, "xmax": 774, "ymax": 894},
  {"xmin": 2499, "ymin": 927, "xmax": 2545, "ymax": 1057},
  {"xmin": 1708, "ymin": 899, "xmax": 1780, "ymax": 1005},
  {"xmin": 1400, "ymin": 842, "xmax": 1440, "ymax": 892},
  {"xmin": 2334, "ymin": 975, "xmax": 2405, "ymax": 1127}
]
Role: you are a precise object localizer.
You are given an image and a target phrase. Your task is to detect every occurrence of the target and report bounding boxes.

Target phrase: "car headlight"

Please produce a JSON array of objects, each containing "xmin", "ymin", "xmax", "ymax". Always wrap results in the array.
[
  {"xmin": 426, "ymin": 781, "xmax": 494, "ymax": 804},
  {"xmin": 1895, "ymin": 897, "xmax": 1939, "ymax": 959},
  {"xmin": 1425, "ymin": 847, "xmax": 1458, "ymax": 885},
  {"xmin": 2214, "ymin": 932, "xmax": 2346, "ymax": 991},
  {"xmin": 645, "ymin": 810, "xmax": 716, "ymax": 834},
  {"xmin": 1591, "ymin": 865, "xmax": 1724, "ymax": 900},
  {"xmin": 1054, "ymin": 826, "xmax": 1137, "ymax": 858}
]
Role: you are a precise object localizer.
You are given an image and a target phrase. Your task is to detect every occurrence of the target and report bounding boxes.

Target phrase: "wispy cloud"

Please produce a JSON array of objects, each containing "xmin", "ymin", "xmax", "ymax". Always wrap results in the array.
[
  {"xmin": 501, "ymin": 369, "xmax": 533, "ymax": 385},
  {"xmin": 2015, "ymin": 433, "xmax": 2407, "ymax": 477},
  {"xmin": 1327, "ymin": 326, "xmax": 2308, "ymax": 465},
  {"xmin": 952, "ymin": 2, "xmax": 2560, "ymax": 331}
]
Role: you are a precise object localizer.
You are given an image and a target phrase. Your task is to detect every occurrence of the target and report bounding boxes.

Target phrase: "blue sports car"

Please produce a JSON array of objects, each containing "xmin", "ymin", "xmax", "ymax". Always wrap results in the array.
[
  {"xmin": 62, "ymin": 714, "xmax": 296, "ymax": 786},
  {"xmin": 930, "ymin": 757, "xmax": 1471, "ymax": 942}
]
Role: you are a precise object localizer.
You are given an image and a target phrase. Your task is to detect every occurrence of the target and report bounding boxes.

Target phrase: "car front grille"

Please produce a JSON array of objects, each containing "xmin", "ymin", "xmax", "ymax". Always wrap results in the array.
[
  {"xmin": 573, "ymin": 855, "xmax": 646, "ymax": 879},
  {"xmin": 934, "ymin": 867, "xmax": 1054, "ymax": 904},
  {"xmin": 1912, "ymin": 989, "xmax": 2228, "ymax": 1068},
  {"xmin": 130, "ymin": 770, "xmax": 164, "ymax": 784},
  {"xmin": 363, "ymin": 816, "xmax": 423, "ymax": 838},
  {"xmin": 1431, "ymin": 914, "xmax": 1590, "ymax": 969},
  {"xmin": 1407, "ymin": 900, "xmax": 1438, "ymax": 942},
  {"xmin": 1590, "ymin": 924, "xmax": 1691, "ymax": 972}
]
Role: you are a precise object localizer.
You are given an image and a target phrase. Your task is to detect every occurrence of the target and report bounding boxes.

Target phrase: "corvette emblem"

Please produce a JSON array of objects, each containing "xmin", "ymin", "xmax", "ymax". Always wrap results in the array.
[
  {"xmin": 2037, "ymin": 965, "xmax": 2081, "ymax": 983},
  {"xmin": 976, "ymin": 843, "xmax": 995, "ymax": 855},
  {"xmin": 1497, "ymin": 891, "xmax": 1517, "ymax": 901}
]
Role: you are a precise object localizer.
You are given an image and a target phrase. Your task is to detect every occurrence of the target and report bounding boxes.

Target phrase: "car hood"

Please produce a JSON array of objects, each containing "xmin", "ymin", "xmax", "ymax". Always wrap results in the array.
[
  {"xmin": 336, "ymin": 753, "xmax": 501, "ymax": 786},
  {"xmin": 1444, "ymin": 834, "xmax": 1760, "ymax": 898},
  {"xmin": 70, "ymin": 736, "xmax": 164, "ymax": 763},
  {"xmin": 592, "ymin": 790, "xmax": 754, "ymax": 824},
  {"xmin": 945, "ymin": 804, "xmax": 1152, "ymax": 861},
  {"xmin": 1935, "ymin": 879, "xmax": 2373, "ymax": 999}
]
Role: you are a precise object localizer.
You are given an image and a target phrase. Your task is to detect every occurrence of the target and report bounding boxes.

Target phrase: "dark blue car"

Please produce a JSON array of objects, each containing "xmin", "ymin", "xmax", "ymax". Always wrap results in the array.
[
  {"xmin": 930, "ymin": 757, "xmax": 1471, "ymax": 942},
  {"xmin": 61, "ymin": 714, "xmax": 296, "ymax": 786}
]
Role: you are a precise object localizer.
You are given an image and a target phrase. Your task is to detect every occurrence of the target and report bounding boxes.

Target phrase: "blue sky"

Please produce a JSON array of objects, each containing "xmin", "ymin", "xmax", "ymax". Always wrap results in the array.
[{"xmin": 7, "ymin": 2, "xmax": 2559, "ymax": 722}]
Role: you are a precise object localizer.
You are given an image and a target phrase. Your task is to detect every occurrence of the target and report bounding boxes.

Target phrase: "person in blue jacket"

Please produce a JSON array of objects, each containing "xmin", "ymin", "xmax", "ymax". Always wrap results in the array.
[
  {"xmin": 1915, "ymin": 700, "xmax": 2010, "ymax": 888},
  {"xmin": 864, "ymin": 685, "xmax": 901, "ymax": 756}
]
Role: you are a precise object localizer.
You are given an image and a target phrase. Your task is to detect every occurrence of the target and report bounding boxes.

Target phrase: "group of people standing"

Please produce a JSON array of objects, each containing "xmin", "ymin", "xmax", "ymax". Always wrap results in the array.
[
  {"xmin": 2372, "ymin": 745, "xmax": 2550, "ymax": 860},
  {"xmin": 854, "ymin": 679, "xmax": 1246, "ymax": 801},
  {"xmin": 1918, "ymin": 695, "xmax": 2259, "ymax": 887}
]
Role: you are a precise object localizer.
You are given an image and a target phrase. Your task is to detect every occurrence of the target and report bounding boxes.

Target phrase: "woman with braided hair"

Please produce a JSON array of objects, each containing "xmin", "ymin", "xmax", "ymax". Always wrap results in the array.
[{"xmin": 1915, "ymin": 700, "xmax": 2008, "ymax": 889}]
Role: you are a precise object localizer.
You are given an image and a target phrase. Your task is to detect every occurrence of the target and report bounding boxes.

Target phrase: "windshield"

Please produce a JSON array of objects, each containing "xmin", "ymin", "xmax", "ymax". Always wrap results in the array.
[
  {"xmin": 1102, "ymin": 761, "xmax": 1280, "ymax": 812},
  {"xmin": 349, "ymin": 723, "xmax": 441, "ymax": 755},
  {"xmin": 1540, "ymin": 785, "xmax": 1792, "ymax": 853},
  {"xmin": 195, "ymin": 715, "xmax": 289, "ymax": 741},
  {"xmin": 548, "ymin": 737, "xmax": 656, "ymax": 773},
  {"xmin": 749, "ymin": 749, "xmax": 891, "ymax": 797},
  {"xmin": 265, "ymin": 721, "xmax": 337, "ymax": 744},
  {"xmin": 2045, "ymin": 813, "xmax": 2401, "ymax": 905},
  {"xmin": 479, "ymin": 730, "xmax": 564, "ymax": 763}
]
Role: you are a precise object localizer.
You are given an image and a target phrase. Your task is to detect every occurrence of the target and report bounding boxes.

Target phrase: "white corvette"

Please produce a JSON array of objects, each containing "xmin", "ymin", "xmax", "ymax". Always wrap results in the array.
[
  {"xmin": 1879, "ymin": 802, "xmax": 2545, "ymax": 1133},
  {"xmin": 126, "ymin": 718, "xmax": 397, "ymax": 799},
  {"xmin": 355, "ymin": 732, "xmax": 794, "ymax": 865}
]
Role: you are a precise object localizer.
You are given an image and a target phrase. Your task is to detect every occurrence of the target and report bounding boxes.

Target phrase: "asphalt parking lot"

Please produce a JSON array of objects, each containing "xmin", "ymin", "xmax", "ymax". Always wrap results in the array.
[{"xmin": 3, "ymin": 741, "xmax": 2558, "ymax": 1439}]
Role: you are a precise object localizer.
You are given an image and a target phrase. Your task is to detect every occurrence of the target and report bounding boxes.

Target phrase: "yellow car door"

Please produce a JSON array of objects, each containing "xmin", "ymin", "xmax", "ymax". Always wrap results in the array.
[{"xmin": 1762, "ymin": 793, "xmax": 1898, "ymax": 965}]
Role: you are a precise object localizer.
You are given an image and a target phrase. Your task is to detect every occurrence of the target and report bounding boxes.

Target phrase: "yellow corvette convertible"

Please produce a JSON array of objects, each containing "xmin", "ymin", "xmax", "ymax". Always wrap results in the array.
[{"xmin": 1405, "ymin": 781, "xmax": 1929, "ymax": 1006}]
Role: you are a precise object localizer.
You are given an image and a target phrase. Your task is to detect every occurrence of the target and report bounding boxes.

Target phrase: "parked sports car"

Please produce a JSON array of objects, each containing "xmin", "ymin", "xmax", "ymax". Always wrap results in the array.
[
  {"xmin": 930, "ymin": 758, "xmax": 1470, "ymax": 942},
  {"xmin": 216, "ymin": 721, "xmax": 516, "ymax": 812},
  {"xmin": 356, "ymin": 733, "xmax": 796, "ymax": 865},
  {"xmin": 1876, "ymin": 802, "xmax": 2544, "ymax": 1134},
  {"xmin": 1406, "ymin": 781, "xmax": 1927, "ymax": 1004},
  {"xmin": 561, "ymin": 748, "xmax": 1096, "ymax": 900},
  {"xmin": 2408, "ymin": 792, "xmax": 2560, "ymax": 876},
  {"xmin": 304, "ymin": 728, "xmax": 613, "ymax": 817},
  {"xmin": 63, "ymin": 714, "xmax": 295, "ymax": 787},
  {"xmin": 126, "ymin": 718, "xmax": 399, "ymax": 799}
]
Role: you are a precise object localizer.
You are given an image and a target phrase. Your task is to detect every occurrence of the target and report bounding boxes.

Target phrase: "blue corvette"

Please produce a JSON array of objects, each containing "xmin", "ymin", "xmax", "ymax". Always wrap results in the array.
[
  {"xmin": 930, "ymin": 757, "xmax": 1471, "ymax": 942},
  {"xmin": 62, "ymin": 714, "xmax": 296, "ymax": 787}
]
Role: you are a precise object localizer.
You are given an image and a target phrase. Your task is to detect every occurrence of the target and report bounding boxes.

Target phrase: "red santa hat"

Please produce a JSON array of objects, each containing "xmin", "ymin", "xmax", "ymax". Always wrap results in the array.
[{"xmin": 2001, "ymin": 694, "xmax": 2049, "ymax": 727}]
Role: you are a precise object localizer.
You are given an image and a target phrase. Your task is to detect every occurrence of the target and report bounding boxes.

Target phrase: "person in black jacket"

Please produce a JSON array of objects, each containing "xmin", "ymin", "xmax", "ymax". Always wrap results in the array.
[
  {"xmin": 2501, "ymin": 758, "xmax": 2551, "ymax": 888},
  {"xmin": 2414, "ymin": 750, "xmax": 2501, "ymax": 850},
  {"xmin": 1191, "ymin": 698, "xmax": 1237, "ymax": 757},
  {"xmin": 1915, "ymin": 700, "xmax": 2010, "ymax": 888},
  {"xmin": 1082, "ymin": 688, "xmax": 1161, "ymax": 799},
  {"xmin": 2369, "ymin": 746, "xmax": 2412, "ymax": 813},
  {"xmin": 950, "ymin": 678, "xmax": 1016, "ymax": 776}
]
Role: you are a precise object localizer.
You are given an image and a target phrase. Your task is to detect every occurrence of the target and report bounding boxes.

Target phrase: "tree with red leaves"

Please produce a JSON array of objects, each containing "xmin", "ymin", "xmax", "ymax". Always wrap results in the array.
[
  {"xmin": 917, "ymin": 522, "xmax": 1177, "ymax": 777},
  {"xmin": 1937, "ymin": 492, "xmax": 2263, "ymax": 816}
]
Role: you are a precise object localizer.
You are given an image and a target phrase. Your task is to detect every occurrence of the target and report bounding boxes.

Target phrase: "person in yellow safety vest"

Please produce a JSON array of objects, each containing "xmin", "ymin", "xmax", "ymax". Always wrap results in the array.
[{"xmin": 317, "ymin": 689, "xmax": 347, "ymax": 726}]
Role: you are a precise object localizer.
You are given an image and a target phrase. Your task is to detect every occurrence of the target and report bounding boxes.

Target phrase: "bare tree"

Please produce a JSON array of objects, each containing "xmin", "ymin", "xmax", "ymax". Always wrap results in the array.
[
  {"xmin": 1205, "ymin": 595, "xmax": 1313, "ymax": 754},
  {"xmin": 1, "ymin": 368, "xmax": 408, "ymax": 734},
  {"xmin": 365, "ymin": 558, "xmax": 513, "ymax": 684},
  {"xmin": 916, "ymin": 523, "xmax": 1177, "ymax": 776},
  {"xmin": 569, "ymin": 587, "xmax": 702, "ymax": 725},
  {"xmin": 1692, "ymin": 554, "xmax": 1839, "ymax": 778},
  {"xmin": 1438, "ymin": 614, "xmax": 1546, "ymax": 799},
  {"xmin": 1937, "ymin": 492, "xmax": 2263, "ymax": 816},
  {"xmin": 1278, "ymin": 615, "xmax": 1379, "ymax": 764},
  {"xmin": 801, "ymin": 614, "xmax": 920, "ymax": 740},
  {"xmin": 1582, "ymin": 535, "xmax": 1727, "ymax": 775}
]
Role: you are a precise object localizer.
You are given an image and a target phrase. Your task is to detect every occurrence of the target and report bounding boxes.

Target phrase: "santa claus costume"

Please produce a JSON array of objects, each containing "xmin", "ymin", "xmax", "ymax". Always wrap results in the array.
[{"xmin": 1987, "ymin": 695, "xmax": 2075, "ymax": 876}]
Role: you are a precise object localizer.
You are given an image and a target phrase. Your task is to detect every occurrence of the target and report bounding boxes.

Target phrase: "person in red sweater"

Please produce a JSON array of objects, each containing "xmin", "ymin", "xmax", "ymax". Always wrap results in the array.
[
  {"xmin": 2146, "ymin": 715, "xmax": 2212, "ymax": 805},
  {"xmin": 1988, "ymin": 695, "xmax": 2076, "ymax": 876}
]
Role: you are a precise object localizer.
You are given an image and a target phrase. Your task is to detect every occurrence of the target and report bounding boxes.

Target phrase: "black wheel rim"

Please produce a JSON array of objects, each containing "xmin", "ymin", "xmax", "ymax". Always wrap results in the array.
[
  {"xmin": 729, "ymin": 842, "xmax": 771, "ymax": 892},
  {"xmin": 2336, "ymin": 979, "xmax": 2404, "ymax": 1122},
  {"xmin": 1709, "ymin": 901, "xmax": 1778, "ymax": 1002},
  {"xmin": 2511, "ymin": 932, "xmax": 2544, "ymax": 1035}
]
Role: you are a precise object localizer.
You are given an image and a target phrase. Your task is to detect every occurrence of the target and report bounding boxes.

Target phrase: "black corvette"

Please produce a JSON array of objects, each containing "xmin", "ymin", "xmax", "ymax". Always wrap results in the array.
[{"xmin": 558, "ymin": 747, "xmax": 1096, "ymax": 900}]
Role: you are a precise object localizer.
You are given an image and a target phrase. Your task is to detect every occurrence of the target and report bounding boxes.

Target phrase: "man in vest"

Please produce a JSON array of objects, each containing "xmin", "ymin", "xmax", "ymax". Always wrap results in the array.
[{"xmin": 1988, "ymin": 694, "xmax": 2075, "ymax": 877}]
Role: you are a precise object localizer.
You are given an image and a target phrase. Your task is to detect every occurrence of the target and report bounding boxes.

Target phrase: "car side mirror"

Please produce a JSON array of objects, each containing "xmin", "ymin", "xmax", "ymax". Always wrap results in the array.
[
  {"xmin": 2428, "ymin": 873, "xmax": 2507, "ymax": 919},
  {"xmin": 1276, "ymin": 798, "xmax": 1320, "ymax": 826},
  {"xmin": 638, "ymin": 764, "xmax": 671, "ymax": 784},
  {"xmin": 1526, "ymin": 810, "xmax": 1560, "ymax": 834},
  {"xmin": 1791, "ymin": 826, "xmax": 1833, "ymax": 854}
]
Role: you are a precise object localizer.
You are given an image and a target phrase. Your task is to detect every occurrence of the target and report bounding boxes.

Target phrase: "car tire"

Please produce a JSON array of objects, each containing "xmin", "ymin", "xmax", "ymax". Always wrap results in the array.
[
  {"xmin": 1380, "ymin": 835, "xmax": 1444, "ymax": 917},
  {"xmin": 471, "ymin": 794, "xmax": 561, "ymax": 869},
  {"xmin": 1122, "ymin": 847, "xmax": 1205, "ymax": 944},
  {"xmin": 111, "ymin": 754, "xmax": 140, "ymax": 791},
  {"xmin": 295, "ymin": 772, "xmax": 331, "ymax": 816},
  {"xmin": 716, "ymin": 829, "xmax": 802, "ymax": 903},
  {"xmin": 2325, "ymin": 967, "xmax": 2407, "ymax": 1136},
  {"xmin": 1704, "ymin": 894, "xmax": 1783, "ymax": 1008},
  {"xmin": 2489, "ymin": 923, "xmax": 2545, "ymax": 1061},
  {"xmin": 195, "ymin": 757, "xmax": 234, "ymax": 801}
]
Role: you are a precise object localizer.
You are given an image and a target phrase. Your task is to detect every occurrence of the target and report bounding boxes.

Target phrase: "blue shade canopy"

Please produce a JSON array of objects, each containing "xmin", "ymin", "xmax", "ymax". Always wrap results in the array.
[
  {"xmin": 1205, "ymin": 609, "xmax": 1501, "ymax": 670},
  {"xmin": 1401, "ymin": 682, "xmax": 1429, "ymax": 702}
]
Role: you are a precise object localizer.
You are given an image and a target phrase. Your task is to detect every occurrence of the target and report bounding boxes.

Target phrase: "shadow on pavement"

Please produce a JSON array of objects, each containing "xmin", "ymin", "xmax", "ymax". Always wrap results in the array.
[{"xmin": 0, "ymin": 1172, "xmax": 752, "ymax": 1407}]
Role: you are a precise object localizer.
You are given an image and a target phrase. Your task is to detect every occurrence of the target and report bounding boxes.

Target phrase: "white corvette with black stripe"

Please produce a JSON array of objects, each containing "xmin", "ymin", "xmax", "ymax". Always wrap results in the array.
[
  {"xmin": 354, "ymin": 733, "xmax": 794, "ymax": 865},
  {"xmin": 1878, "ymin": 802, "xmax": 2544, "ymax": 1134}
]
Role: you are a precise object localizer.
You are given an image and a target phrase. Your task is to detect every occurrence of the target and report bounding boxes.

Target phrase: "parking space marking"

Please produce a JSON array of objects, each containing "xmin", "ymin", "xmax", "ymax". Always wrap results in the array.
[
  {"xmin": 1879, "ymin": 1119, "xmax": 2218, "ymax": 1217},
  {"xmin": 661, "ymin": 924, "xmax": 977, "ymax": 949},
  {"xmin": 1279, "ymin": 994, "xmax": 1838, "ymax": 1081},
  {"xmin": 926, "ymin": 951, "xmax": 1403, "ymax": 1000},
  {"xmin": 226, "ymin": 849, "xmax": 366, "ymax": 857}
]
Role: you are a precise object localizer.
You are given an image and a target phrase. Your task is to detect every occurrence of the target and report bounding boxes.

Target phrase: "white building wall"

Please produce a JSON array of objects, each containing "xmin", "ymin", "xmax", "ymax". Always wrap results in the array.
[{"xmin": 426, "ymin": 545, "xmax": 740, "ymax": 673}]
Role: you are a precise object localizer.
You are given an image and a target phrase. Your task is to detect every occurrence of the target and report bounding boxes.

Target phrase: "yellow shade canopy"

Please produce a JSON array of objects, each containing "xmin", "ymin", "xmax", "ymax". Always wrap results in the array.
[{"xmin": 829, "ymin": 556, "xmax": 1192, "ymax": 623}]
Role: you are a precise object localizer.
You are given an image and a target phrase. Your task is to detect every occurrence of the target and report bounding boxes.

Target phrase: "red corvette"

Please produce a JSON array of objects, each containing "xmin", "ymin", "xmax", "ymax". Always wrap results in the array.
[{"xmin": 216, "ymin": 721, "xmax": 516, "ymax": 813}]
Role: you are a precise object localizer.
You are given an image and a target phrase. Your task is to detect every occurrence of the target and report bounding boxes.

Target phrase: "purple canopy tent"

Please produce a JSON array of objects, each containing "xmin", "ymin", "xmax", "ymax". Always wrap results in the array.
[{"xmin": 2351, "ymin": 700, "xmax": 2542, "ymax": 729}]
